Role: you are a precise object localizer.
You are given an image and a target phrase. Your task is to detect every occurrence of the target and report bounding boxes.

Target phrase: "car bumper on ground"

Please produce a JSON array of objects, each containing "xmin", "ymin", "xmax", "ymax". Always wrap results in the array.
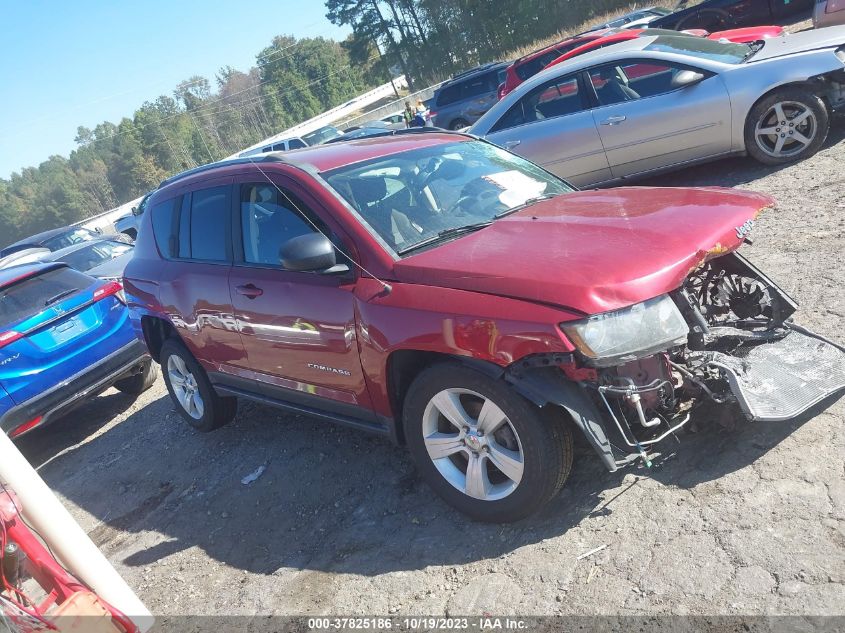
[{"xmin": 0, "ymin": 339, "xmax": 150, "ymax": 437}]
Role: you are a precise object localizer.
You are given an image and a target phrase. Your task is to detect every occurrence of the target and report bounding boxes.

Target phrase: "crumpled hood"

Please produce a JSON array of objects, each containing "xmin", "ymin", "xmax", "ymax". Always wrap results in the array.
[
  {"xmin": 749, "ymin": 27, "xmax": 845, "ymax": 61},
  {"xmin": 393, "ymin": 187, "xmax": 774, "ymax": 315}
]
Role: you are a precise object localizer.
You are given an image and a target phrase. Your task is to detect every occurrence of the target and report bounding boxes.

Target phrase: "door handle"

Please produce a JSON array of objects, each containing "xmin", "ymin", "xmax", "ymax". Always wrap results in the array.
[
  {"xmin": 601, "ymin": 115, "xmax": 627, "ymax": 126},
  {"xmin": 503, "ymin": 140, "xmax": 521, "ymax": 149},
  {"xmin": 235, "ymin": 284, "xmax": 263, "ymax": 299}
]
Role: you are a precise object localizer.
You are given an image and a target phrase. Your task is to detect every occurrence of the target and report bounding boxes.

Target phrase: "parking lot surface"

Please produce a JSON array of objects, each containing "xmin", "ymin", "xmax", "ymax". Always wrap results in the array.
[{"xmin": 16, "ymin": 122, "xmax": 845, "ymax": 617}]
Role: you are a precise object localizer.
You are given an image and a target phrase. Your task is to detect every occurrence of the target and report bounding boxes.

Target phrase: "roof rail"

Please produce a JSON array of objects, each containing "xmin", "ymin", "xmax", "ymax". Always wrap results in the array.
[
  {"xmin": 448, "ymin": 61, "xmax": 506, "ymax": 82},
  {"xmin": 158, "ymin": 154, "xmax": 288, "ymax": 188},
  {"xmin": 323, "ymin": 126, "xmax": 465, "ymax": 145}
]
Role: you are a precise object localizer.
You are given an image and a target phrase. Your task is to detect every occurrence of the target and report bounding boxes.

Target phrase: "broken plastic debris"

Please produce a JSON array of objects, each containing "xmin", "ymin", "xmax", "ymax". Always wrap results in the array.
[
  {"xmin": 241, "ymin": 465, "xmax": 267, "ymax": 485},
  {"xmin": 577, "ymin": 544, "xmax": 607, "ymax": 560}
]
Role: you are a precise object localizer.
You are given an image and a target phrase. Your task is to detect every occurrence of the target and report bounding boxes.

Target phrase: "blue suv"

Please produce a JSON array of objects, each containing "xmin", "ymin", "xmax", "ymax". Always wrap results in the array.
[{"xmin": 0, "ymin": 263, "xmax": 155, "ymax": 438}]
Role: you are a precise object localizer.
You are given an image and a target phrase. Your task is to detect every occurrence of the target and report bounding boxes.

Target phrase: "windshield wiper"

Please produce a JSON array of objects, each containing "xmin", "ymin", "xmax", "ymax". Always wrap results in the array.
[
  {"xmin": 44, "ymin": 289, "xmax": 77, "ymax": 307},
  {"xmin": 741, "ymin": 41, "xmax": 764, "ymax": 62},
  {"xmin": 397, "ymin": 221, "xmax": 493, "ymax": 256},
  {"xmin": 494, "ymin": 193, "xmax": 560, "ymax": 219}
]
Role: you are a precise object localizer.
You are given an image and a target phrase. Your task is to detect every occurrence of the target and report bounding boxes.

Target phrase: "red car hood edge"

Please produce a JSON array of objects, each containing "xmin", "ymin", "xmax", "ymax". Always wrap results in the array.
[{"xmin": 392, "ymin": 187, "xmax": 774, "ymax": 315}]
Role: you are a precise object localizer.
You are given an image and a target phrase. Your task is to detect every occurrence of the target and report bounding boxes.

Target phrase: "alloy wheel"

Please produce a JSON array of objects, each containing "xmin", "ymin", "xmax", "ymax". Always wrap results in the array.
[
  {"xmin": 167, "ymin": 355, "xmax": 204, "ymax": 420},
  {"xmin": 422, "ymin": 388, "xmax": 524, "ymax": 501},
  {"xmin": 754, "ymin": 101, "xmax": 817, "ymax": 159}
]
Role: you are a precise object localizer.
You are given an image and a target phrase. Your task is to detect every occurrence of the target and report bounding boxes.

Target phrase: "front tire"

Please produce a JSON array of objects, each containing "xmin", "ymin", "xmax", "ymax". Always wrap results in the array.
[
  {"xmin": 404, "ymin": 363, "xmax": 573, "ymax": 522},
  {"xmin": 449, "ymin": 118, "xmax": 470, "ymax": 131},
  {"xmin": 160, "ymin": 338, "xmax": 237, "ymax": 432},
  {"xmin": 745, "ymin": 88, "xmax": 829, "ymax": 166}
]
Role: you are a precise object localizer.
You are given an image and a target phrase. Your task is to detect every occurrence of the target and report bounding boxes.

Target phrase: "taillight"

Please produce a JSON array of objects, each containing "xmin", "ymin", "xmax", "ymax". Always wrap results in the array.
[
  {"xmin": 0, "ymin": 330, "xmax": 23, "ymax": 349},
  {"xmin": 10, "ymin": 416, "xmax": 43, "ymax": 438},
  {"xmin": 93, "ymin": 280, "xmax": 124, "ymax": 303}
]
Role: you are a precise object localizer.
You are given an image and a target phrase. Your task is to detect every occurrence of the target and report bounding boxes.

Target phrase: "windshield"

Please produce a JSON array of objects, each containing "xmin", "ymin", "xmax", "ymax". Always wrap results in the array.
[
  {"xmin": 42, "ymin": 229, "xmax": 97, "ymax": 251},
  {"xmin": 57, "ymin": 241, "xmax": 132, "ymax": 272},
  {"xmin": 645, "ymin": 35, "xmax": 750, "ymax": 64},
  {"xmin": 303, "ymin": 126, "xmax": 343, "ymax": 145},
  {"xmin": 323, "ymin": 140, "xmax": 574, "ymax": 255}
]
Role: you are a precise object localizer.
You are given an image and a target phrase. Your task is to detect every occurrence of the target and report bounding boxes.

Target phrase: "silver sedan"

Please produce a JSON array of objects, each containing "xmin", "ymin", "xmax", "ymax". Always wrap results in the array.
[{"xmin": 470, "ymin": 29, "xmax": 845, "ymax": 188}]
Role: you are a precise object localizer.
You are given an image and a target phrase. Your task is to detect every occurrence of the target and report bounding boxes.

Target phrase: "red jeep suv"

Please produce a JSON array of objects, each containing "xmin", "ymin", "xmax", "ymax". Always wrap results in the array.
[{"xmin": 124, "ymin": 132, "xmax": 845, "ymax": 522}]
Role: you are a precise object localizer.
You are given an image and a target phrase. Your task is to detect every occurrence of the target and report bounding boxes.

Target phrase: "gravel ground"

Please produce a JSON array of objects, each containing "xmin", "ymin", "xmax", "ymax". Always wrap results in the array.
[{"xmin": 14, "ymin": 120, "xmax": 845, "ymax": 622}]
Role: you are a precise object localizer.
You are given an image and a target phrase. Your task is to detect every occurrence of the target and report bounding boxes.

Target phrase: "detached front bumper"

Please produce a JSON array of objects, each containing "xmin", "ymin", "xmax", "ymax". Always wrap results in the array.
[
  {"xmin": 0, "ymin": 339, "xmax": 150, "ymax": 437},
  {"xmin": 691, "ymin": 329, "xmax": 845, "ymax": 422}
]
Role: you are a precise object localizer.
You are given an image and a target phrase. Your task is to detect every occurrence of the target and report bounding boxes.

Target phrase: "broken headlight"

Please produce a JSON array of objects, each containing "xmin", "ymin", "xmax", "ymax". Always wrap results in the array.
[{"xmin": 560, "ymin": 295, "xmax": 689, "ymax": 365}]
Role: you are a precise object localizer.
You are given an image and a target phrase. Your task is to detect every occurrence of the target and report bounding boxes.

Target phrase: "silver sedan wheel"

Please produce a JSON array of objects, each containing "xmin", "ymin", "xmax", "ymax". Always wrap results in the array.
[
  {"xmin": 422, "ymin": 388, "xmax": 524, "ymax": 501},
  {"xmin": 754, "ymin": 101, "xmax": 817, "ymax": 159},
  {"xmin": 167, "ymin": 355, "xmax": 204, "ymax": 420}
]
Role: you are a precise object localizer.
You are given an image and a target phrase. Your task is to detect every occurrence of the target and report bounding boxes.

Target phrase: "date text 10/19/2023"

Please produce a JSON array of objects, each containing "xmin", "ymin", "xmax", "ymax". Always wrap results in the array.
[{"xmin": 307, "ymin": 617, "xmax": 529, "ymax": 630}]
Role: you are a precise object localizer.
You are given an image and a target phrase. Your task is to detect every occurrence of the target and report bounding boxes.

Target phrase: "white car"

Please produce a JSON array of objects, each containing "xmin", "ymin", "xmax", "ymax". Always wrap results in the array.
[
  {"xmin": 380, "ymin": 112, "xmax": 408, "ymax": 129},
  {"xmin": 239, "ymin": 137, "xmax": 308, "ymax": 158}
]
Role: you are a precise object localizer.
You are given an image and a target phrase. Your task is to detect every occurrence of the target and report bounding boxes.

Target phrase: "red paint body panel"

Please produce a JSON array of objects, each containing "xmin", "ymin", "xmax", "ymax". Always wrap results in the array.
[
  {"xmin": 353, "ymin": 278, "xmax": 578, "ymax": 416},
  {"xmin": 707, "ymin": 25, "xmax": 785, "ymax": 42},
  {"xmin": 393, "ymin": 187, "xmax": 773, "ymax": 314},
  {"xmin": 546, "ymin": 26, "xmax": 785, "ymax": 70},
  {"xmin": 500, "ymin": 31, "xmax": 610, "ymax": 98},
  {"xmin": 0, "ymin": 488, "xmax": 138, "ymax": 632}
]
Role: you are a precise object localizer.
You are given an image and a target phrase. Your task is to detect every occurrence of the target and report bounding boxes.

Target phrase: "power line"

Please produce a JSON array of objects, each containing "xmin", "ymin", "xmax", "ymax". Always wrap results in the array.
[{"xmin": 77, "ymin": 51, "xmax": 380, "ymax": 149}]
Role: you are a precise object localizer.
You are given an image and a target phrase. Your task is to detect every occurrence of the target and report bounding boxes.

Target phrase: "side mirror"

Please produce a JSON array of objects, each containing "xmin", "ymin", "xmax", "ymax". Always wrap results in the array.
[
  {"xmin": 131, "ymin": 206, "xmax": 140, "ymax": 216},
  {"xmin": 671, "ymin": 70, "xmax": 706, "ymax": 89},
  {"xmin": 280, "ymin": 233, "xmax": 347, "ymax": 273}
]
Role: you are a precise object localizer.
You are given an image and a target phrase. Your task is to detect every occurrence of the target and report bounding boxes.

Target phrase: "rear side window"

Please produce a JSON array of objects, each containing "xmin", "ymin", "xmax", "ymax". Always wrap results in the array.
[
  {"xmin": 287, "ymin": 138, "xmax": 307, "ymax": 150},
  {"xmin": 515, "ymin": 52, "xmax": 560, "ymax": 81},
  {"xmin": 461, "ymin": 75, "xmax": 493, "ymax": 99},
  {"xmin": 189, "ymin": 186, "xmax": 231, "ymax": 262},
  {"xmin": 150, "ymin": 197, "xmax": 179, "ymax": 258},
  {"xmin": 436, "ymin": 83, "xmax": 462, "ymax": 107},
  {"xmin": 150, "ymin": 188, "xmax": 231, "ymax": 262},
  {"xmin": 0, "ymin": 267, "xmax": 92, "ymax": 327}
]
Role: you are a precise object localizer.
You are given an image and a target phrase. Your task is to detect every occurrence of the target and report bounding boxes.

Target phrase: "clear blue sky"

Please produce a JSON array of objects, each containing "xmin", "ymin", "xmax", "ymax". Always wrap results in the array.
[{"xmin": 0, "ymin": 1, "xmax": 351, "ymax": 178}]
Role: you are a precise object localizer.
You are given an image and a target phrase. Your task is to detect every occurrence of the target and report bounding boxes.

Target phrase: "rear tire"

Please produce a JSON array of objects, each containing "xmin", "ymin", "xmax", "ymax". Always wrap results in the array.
[
  {"xmin": 449, "ymin": 118, "xmax": 470, "ymax": 131},
  {"xmin": 404, "ymin": 363, "xmax": 573, "ymax": 523},
  {"xmin": 160, "ymin": 338, "xmax": 237, "ymax": 432},
  {"xmin": 114, "ymin": 359, "xmax": 158, "ymax": 395},
  {"xmin": 744, "ymin": 87, "xmax": 829, "ymax": 166}
]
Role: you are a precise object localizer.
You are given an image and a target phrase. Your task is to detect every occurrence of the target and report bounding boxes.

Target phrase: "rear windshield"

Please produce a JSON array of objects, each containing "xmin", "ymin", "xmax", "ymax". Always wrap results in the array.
[
  {"xmin": 41, "ymin": 228, "xmax": 98, "ymax": 252},
  {"xmin": 0, "ymin": 267, "xmax": 93, "ymax": 327},
  {"xmin": 644, "ymin": 35, "xmax": 749, "ymax": 64},
  {"xmin": 57, "ymin": 241, "xmax": 132, "ymax": 272}
]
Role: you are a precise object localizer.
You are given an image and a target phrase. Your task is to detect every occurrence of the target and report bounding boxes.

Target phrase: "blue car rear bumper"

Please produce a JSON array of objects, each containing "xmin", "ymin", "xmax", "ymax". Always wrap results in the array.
[{"xmin": 0, "ymin": 339, "xmax": 150, "ymax": 436}]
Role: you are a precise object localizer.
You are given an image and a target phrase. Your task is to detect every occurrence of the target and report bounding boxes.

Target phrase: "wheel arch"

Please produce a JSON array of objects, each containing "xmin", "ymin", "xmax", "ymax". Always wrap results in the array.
[
  {"xmin": 387, "ymin": 350, "xmax": 504, "ymax": 444},
  {"xmin": 140, "ymin": 315, "xmax": 179, "ymax": 362},
  {"xmin": 738, "ymin": 79, "xmax": 828, "ymax": 150},
  {"xmin": 386, "ymin": 349, "xmax": 618, "ymax": 471}
]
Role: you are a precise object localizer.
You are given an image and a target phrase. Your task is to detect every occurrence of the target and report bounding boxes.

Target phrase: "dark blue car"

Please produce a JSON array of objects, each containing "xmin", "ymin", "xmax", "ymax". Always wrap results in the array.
[{"xmin": 0, "ymin": 262, "xmax": 156, "ymax": 438}]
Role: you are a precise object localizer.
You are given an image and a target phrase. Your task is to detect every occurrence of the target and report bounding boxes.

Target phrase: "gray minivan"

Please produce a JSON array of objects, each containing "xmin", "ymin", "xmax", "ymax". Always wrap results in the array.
[{"xmin": 430, "ymin": 62, "xmax": 510, "ymax": 131}]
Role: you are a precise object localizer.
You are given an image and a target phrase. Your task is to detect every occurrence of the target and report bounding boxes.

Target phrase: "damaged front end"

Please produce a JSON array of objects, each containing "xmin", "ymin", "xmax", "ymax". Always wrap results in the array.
[{"xmin": 508, "ymin": 251, "xmax": 845, "ymax": 471}]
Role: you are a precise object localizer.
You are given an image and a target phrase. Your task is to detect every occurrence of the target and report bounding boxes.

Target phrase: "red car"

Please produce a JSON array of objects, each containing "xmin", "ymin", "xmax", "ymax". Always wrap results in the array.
[
  {"xmin": 499, "ymin": 30, "xmax": 614, "ymax": 100},
  {"xmin": 499, "ymin": 25, "xmax": 784, "ymax": 99},
  {"xmin": 124, "ymin": 132, "xmax": 845, "ymax": 522}
]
